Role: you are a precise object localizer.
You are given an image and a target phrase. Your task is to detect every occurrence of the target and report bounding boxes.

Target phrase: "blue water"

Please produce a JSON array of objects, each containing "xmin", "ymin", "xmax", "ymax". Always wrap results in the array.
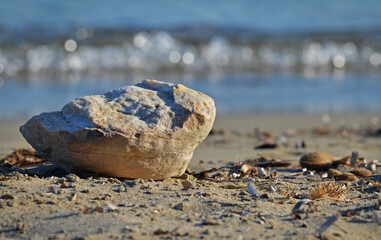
[
  {"xmin": 0, "ymin": 1, "xmax": 381, "ymax": 119},
  {"xmin": 1, "ymin": 0, "xmax": 381, "ymax": 32}
]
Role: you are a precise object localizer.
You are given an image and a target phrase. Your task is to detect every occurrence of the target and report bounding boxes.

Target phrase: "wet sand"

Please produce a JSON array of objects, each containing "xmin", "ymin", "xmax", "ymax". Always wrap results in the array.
[{"xmin": 1, "ymin": 114, "xmax": 381, "ymax": 239}]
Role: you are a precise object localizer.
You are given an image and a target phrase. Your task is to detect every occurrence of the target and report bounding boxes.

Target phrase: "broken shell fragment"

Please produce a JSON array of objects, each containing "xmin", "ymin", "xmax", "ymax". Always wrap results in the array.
[
  {"xmin": 292, "ymin": 199, "xmax": 317, "ymax": 219},
  {"xmin": 299, "ymin": 152, "xmax": 349, "ymax": 171},
  {"xmin": 247, "ymin": 183, "xmax": 259, "ymax": 198},
  {"xmin": 19, "ymin": 80, "xmax": 216, "ymax": 180},
  {"xmin": 240, "ymin": 164, "xmax": 254, "ymax": 174}
]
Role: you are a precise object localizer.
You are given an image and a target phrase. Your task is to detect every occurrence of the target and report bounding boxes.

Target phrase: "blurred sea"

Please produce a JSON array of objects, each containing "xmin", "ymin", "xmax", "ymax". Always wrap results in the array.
[{"xmin": 1, "ymin": 0, "xmax": 381, "ymax": 119}]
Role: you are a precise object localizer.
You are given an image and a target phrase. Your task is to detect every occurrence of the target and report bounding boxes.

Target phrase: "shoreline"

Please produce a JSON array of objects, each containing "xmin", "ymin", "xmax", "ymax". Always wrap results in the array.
[{"xmin": 2, "ymin": 113, "xmax": 380, "ymax": 162}]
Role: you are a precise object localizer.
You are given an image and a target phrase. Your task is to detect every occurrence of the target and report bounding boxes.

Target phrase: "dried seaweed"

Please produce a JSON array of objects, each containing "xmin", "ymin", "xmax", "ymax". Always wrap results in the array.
[
  {"xmin": 254, "ymin": 141, "xmax": 278, "ymax": 149},
  {"xmin": 309, "ymin": 181, "xmax": 348, "ymax": 201},
  {"xmin": 188, "ymin": 155, "xmax": 290, "ymax": 182},
  {"xmin": 243, "ymin": 155, "xmax": 291, "ymax": 168},
  {"xmin": 0, "ymin": 149, "xmax": 47, "ymax": 167}
]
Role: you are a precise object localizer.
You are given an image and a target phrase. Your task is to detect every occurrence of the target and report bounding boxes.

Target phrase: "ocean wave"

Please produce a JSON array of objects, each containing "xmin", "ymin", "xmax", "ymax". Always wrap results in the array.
[{"xmin": 1, "ymin": 27, "xmax": 381, "ymax": 80}]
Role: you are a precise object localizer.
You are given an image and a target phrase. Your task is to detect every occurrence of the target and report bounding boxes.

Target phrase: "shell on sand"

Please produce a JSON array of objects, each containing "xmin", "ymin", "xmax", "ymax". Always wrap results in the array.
[
  {"xmin": 299, "ymin": 152, "xmax": 349, "ymax": 171},
  {"xmin": 300, "ymin": 152, "xmax": 335, "ymax": 171},
  {"xmin": 20, "ymin": 80, "xmax": 216, "ymax": 180}
]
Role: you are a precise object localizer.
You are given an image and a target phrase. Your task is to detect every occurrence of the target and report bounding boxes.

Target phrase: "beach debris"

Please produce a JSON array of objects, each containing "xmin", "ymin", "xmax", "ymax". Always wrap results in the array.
[
  {"xmin": 295, "ymin": 138, "xmax": 306, "ymax": 149},
  {"xmin": 93, "ymin": 206, "xmax": 104, "ymax": 213},
  {"xmin": 292, "ymin": 199, "xmax": 317, "ymax": 219},
  {"xmin": 178, "ymin": 172, "xmax": 195, "ymax": 180},
  {"xmin": 82, "ymin": 205, "xmax": 90, "ymax": 214},
  {"xmin": 313, "ymin": 127, "xmax": 331, "ymax": 136},
  {"xmin": 153, "ymin": 229, "xmax": 169, "ymax": 235},
  {"xmin": 350, "ymin": 151, "xmax": 359, "ymax": 167},
  {"xmin": 299, "ymin": 152, "xmax": 350, "ymax": 171},
  {"xmin": 65, "ymin": 173, "xmax": 80, "ymax": 182},
  {"xmin": 69, "ymin": 193, "xmax": 78, "ymax": 202},
  {"xmin": 360, "ymin": 159, "xmax": 381, "ymax": 172},
  {"xmin": 153, "ymin": 227, "xmax": 180, "ymax": 235},
  {"xmin": 349, "ymin": 168, "xmax": 372, "ymax": 178},
  {"xmin": 335, "ymin": 173, "xmax": 358, "ymax": 182},
  {"xmin": 283, "ymin": 128, "xmax": 301, "ymax": 137},
  {"xmin": 368, "ymin": 161, "xmax": 378, "ymax": 172},
  {"xmin": 240, "ymin": 164, "xmax": 254, "ymax": 175},
  {"xmin": 181, "ymin": 180, "xmax": 194, "ymax": 190},
  {"xmin": 258, "ymin": 167, "xmax": 268, "ymax": 178},
  {"xmin": 254, "ymin": 129, "xmax": 274, "ymax": 141},
  {"xmin": 1, "ymin": 194, "xmax": 15, "ymax": 200},
  {"xmin": 20, "ymin": 80, "xmax": 216, "ymax": 180},
  {"xmin": 309, "ymin": 181, "xmax": 348, "ymax": 201},
  {"xmin": 188, "ymin": 155, "xmax": 289, "ymax": 181},
  {"xmin": 242, "ymin": 155, "xmax": 291, "ymax": 168},
  {"xmin": 320, "ymin": 172, "xmax": 328, "ymax": 178},
  {"xmin": 247, "ymin": 183, "xmax": 259, "ymax": 198},
  {"xmin": 202, "ymin": 218, "xmax": 221, "ymax": 226},
  {"xmin": 302, "ymin": 170, "xmax": 314, "ymax": 177},
  {"xmin": 231, "ymin": 173, "xmax": 240, "ymax": 178},
  {"xmin": 254, "ymin": 140, "xmax": 278, "ymax": 149},
  {"xmin": 0, "ymin": 149, "xmax": 47, "ymax": 167},
  {"xmin": 106, "ymin": 203, "xmax": 118, "ymax": 211}
]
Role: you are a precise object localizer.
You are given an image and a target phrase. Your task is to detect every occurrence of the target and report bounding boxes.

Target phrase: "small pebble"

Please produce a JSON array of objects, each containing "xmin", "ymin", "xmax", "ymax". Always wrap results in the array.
[
  {"xmin": 181, "ymin": 180, "xmax": 194, "ymax": 190},
  {"xmin": 173, "ymin": 202, "xmax": 190, "ymax": 211},
  {"xmin": 94, "ymin": 206, "xmax": 104, "ymax": 213},
  {"xmin": 65, "ymin": 174, "xmax": 80, "ymax": 183},
  {"xmin": 1, "ymin": 194, "xmax": 14, "ymax": 200},
  {"xmin": 107, "ymin": 203, "xmax": 118, "ymax": 211},
  {"xmin": 247, "ymin": 184, "xmax": 259, "ymax": 198}
]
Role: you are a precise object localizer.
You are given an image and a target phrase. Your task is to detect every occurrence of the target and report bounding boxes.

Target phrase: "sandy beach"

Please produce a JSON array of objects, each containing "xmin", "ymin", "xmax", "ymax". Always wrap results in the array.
[{"xmin": 1, "ymin": 114, "xmax": 381, "ymax": 239}]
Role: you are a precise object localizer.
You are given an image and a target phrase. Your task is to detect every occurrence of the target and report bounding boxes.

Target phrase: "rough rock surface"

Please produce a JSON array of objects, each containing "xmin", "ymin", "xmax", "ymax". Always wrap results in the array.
[{"xmin": 20, "ymin": 80, "xmax": 216, "ymax": 179}]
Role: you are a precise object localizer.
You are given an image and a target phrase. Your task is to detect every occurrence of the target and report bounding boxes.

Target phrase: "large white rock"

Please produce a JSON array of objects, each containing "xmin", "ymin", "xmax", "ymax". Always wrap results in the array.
[{"xmin": 20, "ymin": 80, "xmax": 216, "ymax": 179}]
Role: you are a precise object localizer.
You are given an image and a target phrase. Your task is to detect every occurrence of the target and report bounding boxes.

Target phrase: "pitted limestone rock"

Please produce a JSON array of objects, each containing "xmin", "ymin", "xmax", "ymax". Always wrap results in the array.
[{"xmin": 20, "ymin": 80, "xmax": 216, "ymax": 179}]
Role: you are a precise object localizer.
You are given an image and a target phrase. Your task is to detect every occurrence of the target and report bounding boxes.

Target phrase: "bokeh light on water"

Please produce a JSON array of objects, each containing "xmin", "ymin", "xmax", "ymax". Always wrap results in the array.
[{"xmin": 0, "ymin": 0, "xmax": 381, "ymax": 119}]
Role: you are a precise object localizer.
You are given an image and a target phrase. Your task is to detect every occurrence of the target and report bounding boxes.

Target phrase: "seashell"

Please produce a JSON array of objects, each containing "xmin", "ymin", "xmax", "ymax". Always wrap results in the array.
[
  {"xmin": 107, "ymin": 203, "xmax": 118, "ymax": 211},
  {"xmin": 247, "ymin": 183, "xmax": 259, "ymax": 197},
  {"xmin": 299, "ymin": 152, "xmax": 350, "ymax": 171},
  {"xmin": 240, "ymin": 164, "xmax": 254, "ymax": 174},
  {"xmin": 258, "ymin": 167, "xmax": 267, "ymax": 177},
  {"xmin": 232, "ymin": 173, "xmax": 240, "ymax": 179},
  {"xmin": 349, "ymin": 168, "xmax": 372, "ymax": 178},
  {"xmin": 335, "ymin": 173, "xmax": 358, "ymax": 182},
  {"xmin": 292, "ymin": 199, "xmax": 317, "ymax": 219}
]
